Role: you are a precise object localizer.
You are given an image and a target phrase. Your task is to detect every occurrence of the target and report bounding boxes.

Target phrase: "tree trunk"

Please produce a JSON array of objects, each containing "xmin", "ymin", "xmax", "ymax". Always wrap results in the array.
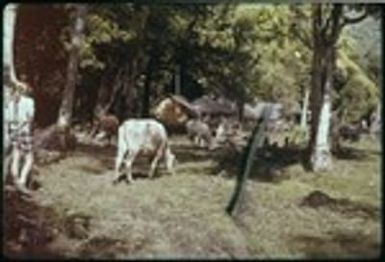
[
  {"xmin": 142, "ymin": 60, "xmax": 153, "ymax": 117},
  {"xmin": 93, "ymin": 68, "xmax": 123, "ymax": 119},
  {"xmin": 174, "ymin": 64, "xmax": 181, "ymax": 95},
  {"xmin": 57, "ymin": 5, "xmax": 86, "ymax": 128},
  {"xmin": 331, "ymin": 110, "xmax": 342, "ymax": 154},
  {"xmin": 237, "ymin": 100, "xmax": 244, "ymax": 123},
  {"xmin": 3, "ymin": 4, "xmax": 22, "ymax": 87},
  {"xmin": 310, "ymin": 81, "xmax": 333, "ymax": 171},
  {"xmin": 308, "ymin": 4, "xmax": 335, "ymax": 172},
  {"xmin": 370, "ymin": 102, "xmax": 381, "ymax": 137},
  {"xmin": 121, "ymin": 60, "xmax": 138, "ymax": 119},
  {"xmin": 300, "ymin": 87, "xmax": 310, "ymax": 130}
]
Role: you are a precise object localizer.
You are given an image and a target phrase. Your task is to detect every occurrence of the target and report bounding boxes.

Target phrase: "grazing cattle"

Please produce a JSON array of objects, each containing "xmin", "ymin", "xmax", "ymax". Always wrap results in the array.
[
  {"xmin": 93, "ymin": 114, "xmax": 119, "ymax": 145},
  {"xmin": 114, "ymin": 119, "xmax": 176, "ymax": 184},
  {"xmin": 214, "ymin": 117, "xmax": 232, "ymax": 142},
  {"xmin": 186, "ymin": 118, "xmax": 214, "ymax": 150},
  {"xmin": 214, "ymin": 118, "xmax": 241, "ymax": 145}
]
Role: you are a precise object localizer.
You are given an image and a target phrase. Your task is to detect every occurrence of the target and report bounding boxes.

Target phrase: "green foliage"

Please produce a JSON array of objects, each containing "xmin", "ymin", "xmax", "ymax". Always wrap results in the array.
[
  {"xmin": 335, "ymin": 51, "xmax": 378, "ymax": 122},
  {"xmin": 28, "ymin": 3, "xmax": 378, "ymax": 126},
  {"xmin": 79, "ymin": 5, "xmax": 148, "ymax": 71},
  {"xmin": 343, "ymin": 16, "xmax": 381, "ymax": 83},
  {"xmin": 287, "ymin": 125, "xmax": 309, "ymax": 146},
  {"xmin": 249, "ymin": 5, "xmax": 311, "ymax": 113},
  {"xmin": 288, "ymin": 4, "xmax": 380, "ymax": 125}
]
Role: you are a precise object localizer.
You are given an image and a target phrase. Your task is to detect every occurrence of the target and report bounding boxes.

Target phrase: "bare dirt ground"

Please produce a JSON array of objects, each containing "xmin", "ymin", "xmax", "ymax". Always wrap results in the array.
[{"xmin": 3, "ymin": 134, "xmax": 381, "ymax": 259}]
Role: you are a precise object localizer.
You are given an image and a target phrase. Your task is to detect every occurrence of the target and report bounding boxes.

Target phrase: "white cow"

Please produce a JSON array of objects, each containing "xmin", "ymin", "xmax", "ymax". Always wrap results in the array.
[{"xmin": 114, "ymin": 119, "xmax": 176, "ymax": 184}]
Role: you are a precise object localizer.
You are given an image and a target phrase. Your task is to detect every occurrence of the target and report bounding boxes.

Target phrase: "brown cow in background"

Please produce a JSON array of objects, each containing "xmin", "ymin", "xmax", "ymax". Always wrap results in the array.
[{"xmin": 92, "ymin": 114, "xmax": 120, "ymax": 146}]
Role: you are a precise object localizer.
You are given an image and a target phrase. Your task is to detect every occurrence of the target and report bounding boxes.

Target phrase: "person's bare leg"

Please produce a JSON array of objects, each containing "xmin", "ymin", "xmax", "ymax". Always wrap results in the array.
[
  {"xmin": 10, "ymin": 147, "xmax": 20, "ymax": 184},
  {"xmin": 3, "ymin": 154, "xmax": 11, "ymax": 184},
  {"xmin": 18, "ymin": 152, "xmax": 33, "ymax": 190}
]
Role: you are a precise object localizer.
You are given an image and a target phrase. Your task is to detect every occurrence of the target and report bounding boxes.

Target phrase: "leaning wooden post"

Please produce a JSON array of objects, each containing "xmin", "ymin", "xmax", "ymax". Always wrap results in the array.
[{"xmin": 226, "ymin": 105, "xmax": 273, "ymax": 216}]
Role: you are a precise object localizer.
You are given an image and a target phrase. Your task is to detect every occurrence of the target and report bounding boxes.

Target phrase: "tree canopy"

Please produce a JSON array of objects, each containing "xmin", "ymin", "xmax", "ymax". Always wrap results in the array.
[{"xmin": 13, "ymin": 3, "xmax": 380, "ymax": 128}]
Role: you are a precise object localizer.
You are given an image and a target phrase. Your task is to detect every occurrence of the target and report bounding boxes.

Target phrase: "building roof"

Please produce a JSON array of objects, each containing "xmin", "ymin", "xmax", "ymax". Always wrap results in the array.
[
  {"xmin": 191, "ymin": 95, "xmax": 236, "ymax": 115},
  {"xmin": 169, "ymin": 95, "xmax": 200, "ymax": 118},
  {"xmin": 245, "ymin": 102, "xmax": 283, "ymax": 120}
]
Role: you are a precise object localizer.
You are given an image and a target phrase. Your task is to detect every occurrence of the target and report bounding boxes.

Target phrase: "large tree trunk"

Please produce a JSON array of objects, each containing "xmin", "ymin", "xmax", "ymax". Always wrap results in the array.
[
  {"xmin": 308, "ymin": 4, "xmax": 344, "ymax": 171},
  {"xmin": 310, "ymin": 78, "xmax": 333, "ymax": 171},
  {"xmin": 3, "ymin": 4, "xmax": 22, "ymax": 86},
  {"xmin": 57, "ymin": 5, "xmax": 86, "ymax": 128},
  {"xmin": 308, "ymin": 5, "xmax": 335, "ymax": 171}
]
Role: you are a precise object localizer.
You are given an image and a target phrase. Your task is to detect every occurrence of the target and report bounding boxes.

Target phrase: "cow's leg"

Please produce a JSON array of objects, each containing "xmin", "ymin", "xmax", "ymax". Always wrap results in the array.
[
  {"xmin": 194, "ymin": 135, "xmax": 199, "ymax": 146},
  {"xmin": 10, "ymin": 147, "xmax": 21, "ymax": 184},
  {"xmin": 113, "ymin": 143, "xmax": 126, "ymax": 184},
  {"xmin": 164, "ymin": 147, "xmax": 175, "ymax": 176},
  {"xmin": 199, "ymin": 136, "xmax": 205, "ymax": 147},
  {"xmin": 124, "ymin": 152, "xmax": 136, "ymax": 183},
  {"xmin": 149, "ymin": 147, "xmax": 163, "ymax": 179},
  {"xmin": 17, "ymin": 151, "xmax": 33, "ymax": 191}
]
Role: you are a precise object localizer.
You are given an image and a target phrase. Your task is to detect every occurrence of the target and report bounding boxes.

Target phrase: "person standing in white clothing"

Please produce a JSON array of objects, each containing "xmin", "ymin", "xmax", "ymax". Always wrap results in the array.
[{"xmin": 6, "ymin": 82, "xmax": 35, "ymax": 192}]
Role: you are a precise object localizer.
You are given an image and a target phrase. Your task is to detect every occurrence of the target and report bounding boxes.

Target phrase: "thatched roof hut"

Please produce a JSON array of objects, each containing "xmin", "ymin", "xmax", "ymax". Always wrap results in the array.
[
  {"xmin": 169, "ymin": 95, "xmax": 200, "ymax": 118},
  {"xmin": 152, "ymin": 95, "xmax": 199, "ymax": 130}
]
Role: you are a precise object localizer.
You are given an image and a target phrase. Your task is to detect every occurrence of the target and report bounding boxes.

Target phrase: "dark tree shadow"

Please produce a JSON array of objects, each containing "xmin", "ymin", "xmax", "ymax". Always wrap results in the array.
[
  {"xmin": 113, "ymin": 167, "xmax": 170, "ymax": 184},
  {"xmin": 333, "ymin": 146, "xmax": 380, "ymax": 161},
  {"xmin": 250, "ymin": 145, "xmax": 306, "ymax": 182},
  {"xmin": 75, "ymin": 143, "xmax": 116, "ymax": 172},
  {"xmin": 212, "ymin": 144, "xmax": 306, "ymax": 183},
  {"xmin": 172, "ymin": 144, "xmax": 219, "ymax": 163},
  {"xmin": 292, "ymin": 231, "xmax": 380, "ymax": 259},
  {"xmin": 3, "ymin": 188, "xmax": 67, "ymax": 259},
  {"xmin": 76, "ymin": 144, "xmax": 116, "ymax": 159}
]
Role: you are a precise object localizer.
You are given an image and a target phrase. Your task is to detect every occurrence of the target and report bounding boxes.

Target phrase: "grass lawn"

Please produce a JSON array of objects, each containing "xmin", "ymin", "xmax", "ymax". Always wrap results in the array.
[{"xmin": 4, "ymin": 134, "xmax": 381, "ymax": 259}]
